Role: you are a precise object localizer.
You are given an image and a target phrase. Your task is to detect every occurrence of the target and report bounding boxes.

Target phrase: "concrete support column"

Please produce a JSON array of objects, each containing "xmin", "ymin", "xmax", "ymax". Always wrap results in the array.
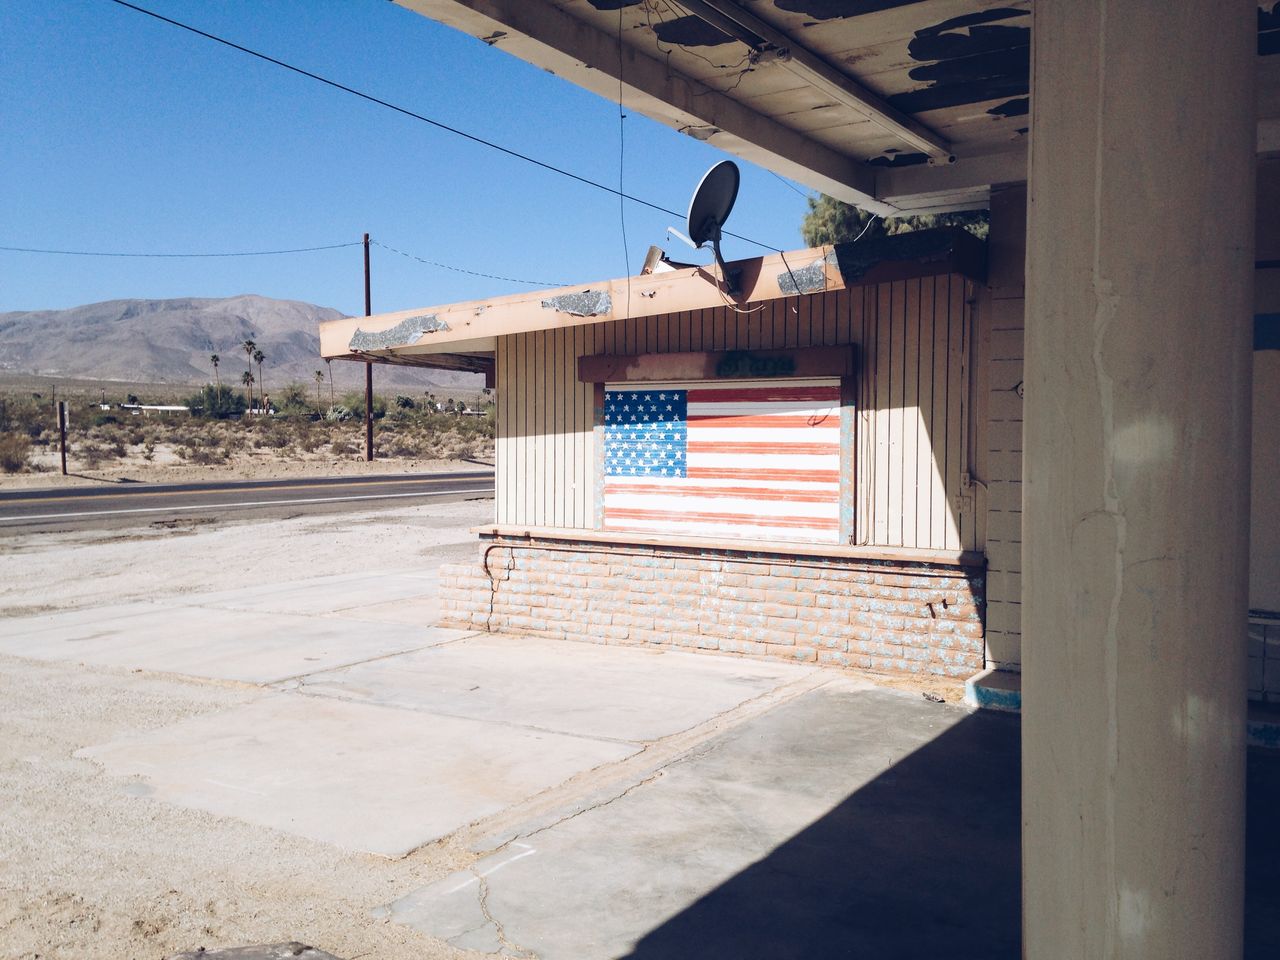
[{"xmin": 1022, "ymin": 3, "xmax": 1255, "ymax": 958}]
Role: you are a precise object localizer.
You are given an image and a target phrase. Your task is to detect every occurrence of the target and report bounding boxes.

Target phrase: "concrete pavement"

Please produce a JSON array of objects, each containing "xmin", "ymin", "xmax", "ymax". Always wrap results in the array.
[
  {"xmin": 384, "ymin": 683, "xmax": 1020, "ymax": 959},
  {"xmin": 3, "ymin": 535, "xmax": 1276, "ymax": 959}
]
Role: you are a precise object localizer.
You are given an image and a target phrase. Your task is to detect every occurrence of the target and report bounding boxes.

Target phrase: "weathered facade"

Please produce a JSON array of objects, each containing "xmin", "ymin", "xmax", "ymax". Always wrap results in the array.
[
  {"xmin": 323, "ymin": 231, "xmax": 1006, "ymax": 677},
  {"xmin": 451, "ymin": 238, "xmax": 986, "ymax": 676},
  {"xmin": 327, "ymin": 4, "xmax": 1280, "ymax": 953}
]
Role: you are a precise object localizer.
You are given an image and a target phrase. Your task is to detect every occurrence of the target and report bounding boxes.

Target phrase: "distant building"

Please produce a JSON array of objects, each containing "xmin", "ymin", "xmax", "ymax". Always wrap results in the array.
[{"xmin": 118, "ymin": 403, "xmax": 191, "ymax": 417}]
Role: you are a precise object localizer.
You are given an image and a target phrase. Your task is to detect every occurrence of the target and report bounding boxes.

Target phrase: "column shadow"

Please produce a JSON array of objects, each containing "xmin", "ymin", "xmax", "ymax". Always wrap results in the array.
[
  {"xmin": 623, "ymin": 710, "xmax": 1022, "ymax": 960},
  {"xmin": 620, "ymin": 712, "xmax": 1280, "ymax": 959}
]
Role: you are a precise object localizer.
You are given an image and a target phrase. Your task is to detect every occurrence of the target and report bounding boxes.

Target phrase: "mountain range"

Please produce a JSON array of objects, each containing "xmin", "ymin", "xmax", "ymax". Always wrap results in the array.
[{"xmin": 0, "ymin": 294, "xmax": 479, "ymax": 392}]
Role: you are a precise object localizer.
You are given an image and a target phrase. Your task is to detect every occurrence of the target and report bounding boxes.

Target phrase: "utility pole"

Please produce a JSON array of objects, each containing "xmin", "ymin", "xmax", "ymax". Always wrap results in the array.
[
  {"xmin": 364, "ymin": 232, "xmax": 374, "ymax": 462},
  {"xmin": 58, "ymin": 401, "xmax": 68, "ymax": 476}
]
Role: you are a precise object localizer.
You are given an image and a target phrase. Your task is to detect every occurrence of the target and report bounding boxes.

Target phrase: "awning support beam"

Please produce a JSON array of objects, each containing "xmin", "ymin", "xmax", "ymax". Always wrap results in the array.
[{"xmin": 677, "ymin": 0, "xmax": 953, "ymax": 162}]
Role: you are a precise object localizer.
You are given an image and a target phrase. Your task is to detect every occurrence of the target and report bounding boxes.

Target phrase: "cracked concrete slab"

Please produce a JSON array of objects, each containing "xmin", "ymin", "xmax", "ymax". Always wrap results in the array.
[
  {"xmin": 180, "ymin": 571, "xmax": 439, "ymax": 617},
  {"xmin": 326, "ymin": 595, "xmax": 442, "ymax": 625},
  {"xmin": 78, "ymin": 693, "xmax": 639, "ymax": 858},
  {"xmin": 0, "ymin": 604, "xmax": 470, "ymax": 684},
  {"xmin": 384, "ymin": 682, "xmax": 1021, "ymax": 959},
  {"xmin": 292, "ymin": 634, "xmax": 815, "ymax": 743}
]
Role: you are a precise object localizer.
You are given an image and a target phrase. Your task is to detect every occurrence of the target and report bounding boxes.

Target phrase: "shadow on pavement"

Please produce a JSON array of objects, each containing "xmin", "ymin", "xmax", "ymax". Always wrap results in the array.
[
  {"xmin": 624, "ymin": 710, "xmax": 1021, "ymax": 960},
  {"xmin": 621, "ymin": 712, "xmax": 1280, "ymax": 960}
]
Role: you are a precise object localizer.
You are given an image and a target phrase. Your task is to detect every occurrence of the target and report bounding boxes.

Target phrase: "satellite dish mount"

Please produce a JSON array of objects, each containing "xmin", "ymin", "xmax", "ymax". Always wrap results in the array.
[{"xmin": 686, "ymin": 160, "xmax": 742, "ymax": 295}]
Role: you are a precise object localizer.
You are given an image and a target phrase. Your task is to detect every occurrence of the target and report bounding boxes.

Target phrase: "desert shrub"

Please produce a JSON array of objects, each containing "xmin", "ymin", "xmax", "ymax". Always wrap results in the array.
[
  {"xmin": 142, "ymin": 441, "xmax": 156, "ymax": 461},
  {"xmin": 325, "ymin": 404, "xmax": 353, "ymax": 423},
  {"xmin": 275, "ymin": 382, "xmax": 312, "ymax": 415},
  {"xmin": 185, "ymin": 385, "xmax": 247, "ymax": 420},
  {"xmin": 220, "ymin": 428, "xmax": 248, "ymax": 453},
  {"xmin": 0, "ymin": 398, "xmax": 48, "ymax": 441},
  {"xmin": 252, "ymin": 423, "xmax": 293, "ymax": 451},
  {"xmin": 395, "ymin": 395, "xmax": 415, "ymax": 410},
  {"xmin": 294, "ymin": 421, "xmax": 328, "ymax": 454},
  {"xmin": 79, "ymin": 440, "xmax": 119, "ymax": 468},
  {"xmin": 92, "ymin": 412, "xmax": 119, "ymax": 426},
  {"xmin": 339, "ymin": 391, "xmax": 387, "ymax": 421},
  {"xmin": 176, "ymin": 438, "xmax": 228, "ymax": 465},
  {"xmin": 0, "ymin": 432, "xmax": 31, "ymax": 472},
  {"xmin": 330, "ymin": 437, "xmax": 358, "ymax": 456},
  {"xmin": 381, "ymin": 431, "xmax": 424, "ymax": 458}
]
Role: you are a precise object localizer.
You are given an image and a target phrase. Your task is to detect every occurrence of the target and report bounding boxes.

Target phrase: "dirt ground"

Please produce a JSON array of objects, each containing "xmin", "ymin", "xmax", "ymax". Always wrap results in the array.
[
  {"xmin": 0, "ymin": 501, "xmax": 497, "ymax": 960},
  {"xmin": 0, "ymin": 375, "xmax": 495, "ymax": 491}
]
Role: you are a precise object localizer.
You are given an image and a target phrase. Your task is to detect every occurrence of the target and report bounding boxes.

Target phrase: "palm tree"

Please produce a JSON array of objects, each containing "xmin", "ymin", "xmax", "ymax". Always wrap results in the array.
[
  {"xmin": 210, "ymin": 353, "xmax": 221, "ymax": 391},
  {"xmin": 314, "ymin": 370, "xmax": 325, "ymax": 408},
  {"xmin": 241, "ymin": 339, "xmax": 256, "ymax": 413},
  {"xmin": 325, "ymin": 359, "xmax": 335, "ymax": 406},
  {"xmin": 241, "ymin": 370, "xmax": 255, "ymax": 412},
  {"xmin": 253, "ymin": 349, "xmax": 266, "ymax": 411}
]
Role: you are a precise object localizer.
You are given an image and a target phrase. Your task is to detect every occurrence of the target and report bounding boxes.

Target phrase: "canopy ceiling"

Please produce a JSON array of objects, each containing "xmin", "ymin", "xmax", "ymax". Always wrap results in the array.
[{"xmin": 398, "ymin": 0, "xmax": 1280, "ymax": 214}]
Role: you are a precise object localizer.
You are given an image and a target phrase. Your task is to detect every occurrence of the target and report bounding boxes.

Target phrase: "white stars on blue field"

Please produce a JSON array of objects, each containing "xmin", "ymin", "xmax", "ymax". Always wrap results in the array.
[{"xmin": 603, "ymin": 390, "xmax": 688, "ymax": 478}]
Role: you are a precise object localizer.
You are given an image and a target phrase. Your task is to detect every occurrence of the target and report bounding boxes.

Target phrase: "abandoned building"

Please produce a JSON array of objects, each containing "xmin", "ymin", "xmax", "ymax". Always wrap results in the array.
[{"xmin": 321, "ymin": 2, "xmax": 1280, "ymax": 955}]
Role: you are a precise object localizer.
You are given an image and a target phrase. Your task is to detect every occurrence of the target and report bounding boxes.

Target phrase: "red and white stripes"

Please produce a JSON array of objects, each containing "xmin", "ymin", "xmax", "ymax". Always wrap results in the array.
[{"xmin": 603, "ymin": 378, "xmax": 843, "ymax": 543}]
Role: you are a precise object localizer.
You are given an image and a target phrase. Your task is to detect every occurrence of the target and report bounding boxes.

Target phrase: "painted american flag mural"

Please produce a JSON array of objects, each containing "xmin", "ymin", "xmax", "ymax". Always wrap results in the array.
[{"xmin": 602, "ymin": 378, "xmax": 843, "ymax": 543}]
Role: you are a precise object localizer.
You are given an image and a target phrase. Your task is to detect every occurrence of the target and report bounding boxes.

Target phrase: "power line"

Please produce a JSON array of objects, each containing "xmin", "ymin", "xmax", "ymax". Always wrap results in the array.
[
  {"xmin": 617, "ymin": 6, "xmax": 632, "ymax": 319},
  {"xmin": 101, "ymin": 0, "xmax": 782, "ymax": 254},
  {"xmin": 0, "ymin": 241, "xmax": 360, "ymax": 258},
  {"xmin": 769, "ymin": 170, "xmax": 811, "ymax": 200},
  {"xmin": 371, "ymin": 240, "xmax": 566, "ymax": 288}
]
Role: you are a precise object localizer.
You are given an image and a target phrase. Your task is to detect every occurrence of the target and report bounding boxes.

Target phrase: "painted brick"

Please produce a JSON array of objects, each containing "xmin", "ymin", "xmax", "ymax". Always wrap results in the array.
[
  {"xmin": 772, "ymin": 564, "xmax": 823, "ymax": 580},
  {"xmin": 452, "ymin": 540, "xmax": 985, "ymax": 678},
  {"xmin": 758, "ymin": 629, "xmax": 799, "ymax": 646},
  {"xmin": 767, "ymin": 643, "xmax": 817, "ymax": 662},
  {"xmin": 818, "ymin": 650, "xmax": 871, "ymax": 669},
  {"xmin": 719, "ymin": 638, "xmax": 767, "ymax": 657}
]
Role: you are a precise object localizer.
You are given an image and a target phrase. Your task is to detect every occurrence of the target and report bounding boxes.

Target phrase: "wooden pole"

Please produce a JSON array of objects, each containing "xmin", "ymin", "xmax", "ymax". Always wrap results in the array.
[
  {"xmin": 58, "ymin": 401, "xmax": 68, "ymax": 476},
  {"xmin": 364, "ymin": 233, "xmax": 374, "ymax": 462}
]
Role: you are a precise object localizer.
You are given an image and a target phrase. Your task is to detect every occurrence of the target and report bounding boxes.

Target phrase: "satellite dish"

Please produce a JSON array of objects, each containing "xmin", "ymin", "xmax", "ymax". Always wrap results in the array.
[{"xmin": 685, "ymin": 160, "xmax": 742, "ymax": 294}]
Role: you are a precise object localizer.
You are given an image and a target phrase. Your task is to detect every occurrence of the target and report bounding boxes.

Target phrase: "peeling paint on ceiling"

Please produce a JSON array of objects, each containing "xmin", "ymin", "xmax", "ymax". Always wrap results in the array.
[
  {"xmin": 887, "ymin": 8, "xmax": 1030, "ymax": 115},
  {"xmin": 987, "ymin": 97, "xmax": 1029, "ymax": 118},
  {"xmin": 1262, "ymin": 2, "xmax": 1280, "ymax": 55},
  {"xmin": 773, "ymin": 0, "xmax": 927, "ymax": 21},
  {"xmin": 867, "ymin": 151, "xmax": 929, "ymax": 167},
  {"xmin": 653, "ymin": 15, "xmax": 736, "ymax": 47}
]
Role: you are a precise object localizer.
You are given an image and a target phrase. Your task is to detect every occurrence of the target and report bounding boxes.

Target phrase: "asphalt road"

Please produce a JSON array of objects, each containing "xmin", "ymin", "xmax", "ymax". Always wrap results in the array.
[{"xmin": 0, "ymin": 469, "xmax": 494, "ymax": 533}]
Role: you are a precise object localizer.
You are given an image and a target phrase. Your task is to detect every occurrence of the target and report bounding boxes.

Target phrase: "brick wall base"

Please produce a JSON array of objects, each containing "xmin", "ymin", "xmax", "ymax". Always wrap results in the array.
[{"xmin": 439, "ymin": 535, "xmax": 986, "ymax": 678}]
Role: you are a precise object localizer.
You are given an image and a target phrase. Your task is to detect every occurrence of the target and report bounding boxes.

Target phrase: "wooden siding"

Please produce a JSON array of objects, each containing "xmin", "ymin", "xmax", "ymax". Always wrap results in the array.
[{"xmin": 495, "ymin": 274, "xmax": 978, "ymax": 552}]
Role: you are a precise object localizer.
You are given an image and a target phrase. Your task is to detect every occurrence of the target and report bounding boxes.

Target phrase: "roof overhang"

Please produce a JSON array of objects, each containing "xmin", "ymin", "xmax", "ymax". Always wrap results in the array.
[
  {"xmin": 396, "ymin": 1, "xmax": 1280, "ymax": 214},
  {"xmin": 321, "ymin": 229, "xmax": 986, "ymax": 370}
]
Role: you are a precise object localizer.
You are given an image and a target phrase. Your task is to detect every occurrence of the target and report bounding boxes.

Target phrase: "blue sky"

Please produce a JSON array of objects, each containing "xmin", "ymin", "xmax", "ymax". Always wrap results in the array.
[{"xmin": 0, "ymin": 0, "xmax": 812, "ymax": 316}]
